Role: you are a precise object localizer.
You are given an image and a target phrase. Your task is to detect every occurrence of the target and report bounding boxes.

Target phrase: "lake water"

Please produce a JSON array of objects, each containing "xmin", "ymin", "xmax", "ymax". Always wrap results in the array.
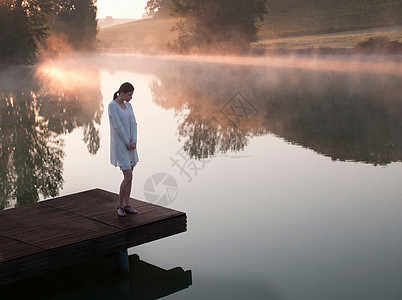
[{"xmin": 1, "ymin": 54, "xmax": 402, "ymax": 299}]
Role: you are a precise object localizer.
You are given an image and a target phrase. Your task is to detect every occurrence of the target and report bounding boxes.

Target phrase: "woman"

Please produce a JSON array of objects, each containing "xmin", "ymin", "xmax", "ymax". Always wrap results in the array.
[{"xmin": 108, "ymin": 82, "xmax": 139, "ymax": 216}]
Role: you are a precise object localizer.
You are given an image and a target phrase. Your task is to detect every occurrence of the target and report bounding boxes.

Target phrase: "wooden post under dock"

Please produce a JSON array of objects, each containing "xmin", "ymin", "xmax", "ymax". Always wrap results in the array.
[{"xmin": 0, "ymin": 188, "xmax": 187, "ymax": 285}]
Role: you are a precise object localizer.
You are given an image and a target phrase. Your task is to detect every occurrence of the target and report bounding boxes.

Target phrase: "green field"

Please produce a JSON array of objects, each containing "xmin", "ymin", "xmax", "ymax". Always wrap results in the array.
[
  {"xmin": 98, "ymin": 0, "xmax": 402, "ymax": 53},
  {"xmin": 255, "ymin": 26, "xmax": 402, "ymax": 50},
  {"xmin": 258, "ymin": 0, "xmax": 402, "ymax": 38}
]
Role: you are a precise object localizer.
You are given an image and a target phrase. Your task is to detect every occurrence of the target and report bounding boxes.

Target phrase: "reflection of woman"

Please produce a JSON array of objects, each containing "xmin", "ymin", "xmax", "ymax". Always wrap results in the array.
[{"xmin": 108, "ymin": 82, "xmax": 139, "ymax": 216}]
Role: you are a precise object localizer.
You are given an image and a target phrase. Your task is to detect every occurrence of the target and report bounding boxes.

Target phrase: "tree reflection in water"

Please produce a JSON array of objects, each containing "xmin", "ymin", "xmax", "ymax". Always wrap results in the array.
[
  {"xmin": 147, "ymin": 57, "xmax": 402, "ymax": 164},
  {"xmin": 0, "ymin": 64, "xmax": 102, "ymax": 209},
  {"xmin": 149, "ymin": 66, "xmax": 267, "ymax": 159},
  {"xmin": 37, "ymin": 61, "xmax": 103, "ymax": 155},
  {"xmin": 176, "ymin": 112, "xmax": 251, "ymax": 159}
]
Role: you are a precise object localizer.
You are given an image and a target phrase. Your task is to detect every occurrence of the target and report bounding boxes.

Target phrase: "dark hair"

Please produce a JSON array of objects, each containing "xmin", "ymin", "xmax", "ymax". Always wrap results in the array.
[{"xmin": 113, "ymin": 82, "xmax": 134, "ymax": 100}]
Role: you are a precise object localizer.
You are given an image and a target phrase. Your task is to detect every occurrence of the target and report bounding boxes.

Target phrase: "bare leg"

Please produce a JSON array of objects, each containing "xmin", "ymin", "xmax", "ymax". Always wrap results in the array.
[
  {"xmin": 124, "ymin": 167, "xmax": 134, "ymax": 206},
  {"xmin": 119, "ymin": 169, "xmax": 133, "ymax": 207}
]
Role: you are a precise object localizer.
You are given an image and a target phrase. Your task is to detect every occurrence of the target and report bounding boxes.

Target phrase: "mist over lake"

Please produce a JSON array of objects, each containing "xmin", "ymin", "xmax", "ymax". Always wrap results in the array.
[{"xmin": 1, "ymin": 53, "xmax": 402, "ymax": 299}]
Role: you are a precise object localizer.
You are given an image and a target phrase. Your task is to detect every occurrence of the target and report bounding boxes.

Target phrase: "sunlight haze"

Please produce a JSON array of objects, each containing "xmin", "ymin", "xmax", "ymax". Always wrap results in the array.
[{"xmin": 97, "ymin": 0, "xmax": 148, "ymax": 19}]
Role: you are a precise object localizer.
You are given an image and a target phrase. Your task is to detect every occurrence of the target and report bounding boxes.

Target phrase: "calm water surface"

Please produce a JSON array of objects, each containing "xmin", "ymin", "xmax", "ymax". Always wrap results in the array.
[{"xmin": 1, "ymin": 54, "xmax": 402, "ymax": 299}]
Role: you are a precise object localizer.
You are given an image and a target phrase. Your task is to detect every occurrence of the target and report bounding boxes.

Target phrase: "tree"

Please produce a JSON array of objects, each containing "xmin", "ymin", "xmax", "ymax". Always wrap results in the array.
[
  {"xmin": 50, "ymin": 0, "xmax": 98, "ymax": 51},
  {"xmin": 0, "ymin": 0, "xmax": 53, "ymax": 64},
  {"xmin": 145, "ymin": 0, "xmax": 172, "ymax": 18},
  {"xmin": 169, "ymin": 0, "xmax": 267, "ymax": 53},
  {"xmin": 0, "ymin": 0, "xmax": 98, "ymax": 63}
]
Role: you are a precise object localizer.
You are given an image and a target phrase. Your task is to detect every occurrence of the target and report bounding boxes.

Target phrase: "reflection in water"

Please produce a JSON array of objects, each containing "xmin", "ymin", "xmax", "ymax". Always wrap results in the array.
[
  {"xmin": 0, "ymin": 254, "xmax": 192, "ymax": 300},
  {"xmin": 0, "ymin": 68, "xmax": 64, "ymax": 209},
  {"xmin": 149, "ymin": 67, "xmax": 267, "ymax": 159},
  {"xmin": 259, "ymin": 71, "xmax": 402, "ymax": 165},
  {"xmin": 176, "ymin": 112, "xmax": 252, "ymax": 159},
  {"xmin": 1, "ymin": 55, "xmax": 401, "ymax": 207},
  {"xmin": 143, "ymin": 56, "xmax": 402, "ymax": 164},
  {"xmin": 37, "ymin": 61, "xmax": 103, "ymax": 155},
  {"xmin": 0, "ymin": 63, "xmax": 103, "ymax": 209}
]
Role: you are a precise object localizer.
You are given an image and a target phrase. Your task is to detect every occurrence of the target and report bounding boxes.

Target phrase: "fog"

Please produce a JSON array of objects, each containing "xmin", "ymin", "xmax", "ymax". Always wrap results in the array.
[
  {"xmin": 38, "ymin": 52, "xmax": 402, "ymax": 162},
  {"xmin": 1, "ymin": 42, "xmax": 402, "ymax": 300},
  {"xmin": 1, "ymin": 50, "xmax": 401, "ymax": 207}
]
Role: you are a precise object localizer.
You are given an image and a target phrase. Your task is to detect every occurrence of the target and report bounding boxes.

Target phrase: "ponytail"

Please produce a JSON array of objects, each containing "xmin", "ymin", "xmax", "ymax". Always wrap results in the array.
[{"xmin": 113, "ymin": 82, "xmax": 134, "ymax": 100}]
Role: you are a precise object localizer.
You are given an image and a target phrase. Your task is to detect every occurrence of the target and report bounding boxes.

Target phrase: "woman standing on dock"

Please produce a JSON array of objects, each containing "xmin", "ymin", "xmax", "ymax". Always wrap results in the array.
[{"xmin": 108, "ymin": 82, "xmax": 139, "ymax": 216}]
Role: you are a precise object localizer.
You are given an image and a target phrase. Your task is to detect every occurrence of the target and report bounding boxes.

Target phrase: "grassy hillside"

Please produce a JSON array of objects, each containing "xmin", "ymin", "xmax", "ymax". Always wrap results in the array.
[
  {"xmin": 259, "ymin": 0, "xmax": 402, "ymax": 38},
  {"xmin": 98, "ymin": 18, "xmax": 177, "ymax": 53},
  {"xmin": 98, "ymin": 0, "xmax": 402, "ymax": 52},
  {"xmin": 255, "ymin": 26, "xmax": 402, "ymax": 50}
]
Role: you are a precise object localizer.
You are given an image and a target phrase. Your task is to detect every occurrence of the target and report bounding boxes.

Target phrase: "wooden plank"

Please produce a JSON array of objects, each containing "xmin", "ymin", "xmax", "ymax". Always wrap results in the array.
[
  {"xmin": 0, "ymin": 203, "xmax": 119, "ymax": 250},
  {"xmin": 125, "ymin": 215, "xmax": 187, "ymax": 247},
  {"xmin": 42, "ymin": 188, "xmax": 184, "ymax": 230},
  {"xmin": 0, "ymin": 236, "xmax": 42, "ymax": 261},
  {"xmin": 42, "ymin": 188, "xmax": 148, "ymax": 211},
  {"xmin": 0, "ymin": 215, "xmax": 186, "ymax": 284},
  {"xmin": 0, "ymin": 188, "xmax": 187, "ymax": 285}
]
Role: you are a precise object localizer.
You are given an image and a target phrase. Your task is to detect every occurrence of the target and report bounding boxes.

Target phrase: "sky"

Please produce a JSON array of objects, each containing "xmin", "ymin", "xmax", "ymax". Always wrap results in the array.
[{"xmin": 97, "ymin": 0, "xmax": 148, "ymax": 19}]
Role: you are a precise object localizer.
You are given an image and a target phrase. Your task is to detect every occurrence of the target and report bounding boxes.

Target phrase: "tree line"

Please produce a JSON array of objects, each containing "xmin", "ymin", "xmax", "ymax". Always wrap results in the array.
[
  {"xmin": 1, "ymin": 0, "xmax": 267, "ymax": 62},
  {"xmin": 146, "ymin": 0, "xmax": 267, "ymax": 53},
  {"xmin": 0, "ymin": 0, "xmax": 97, "ymax": 64}
]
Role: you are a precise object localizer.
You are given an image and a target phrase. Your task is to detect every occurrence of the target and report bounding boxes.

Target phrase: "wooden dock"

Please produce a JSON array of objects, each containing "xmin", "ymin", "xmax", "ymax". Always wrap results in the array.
[{"xmin": 0, "ymin": 188, "xmax": 187, "ymax": 285}]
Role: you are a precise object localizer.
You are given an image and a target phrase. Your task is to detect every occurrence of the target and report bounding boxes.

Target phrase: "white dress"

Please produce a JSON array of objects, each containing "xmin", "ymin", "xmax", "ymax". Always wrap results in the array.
[{"xmin": 108, "ymin": 100, "xmax": 139, "ymax": 167}]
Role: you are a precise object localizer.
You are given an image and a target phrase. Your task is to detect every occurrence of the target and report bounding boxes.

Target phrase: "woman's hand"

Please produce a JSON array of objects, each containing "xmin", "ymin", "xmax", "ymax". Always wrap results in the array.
[{"xmin": 127, "ymin": 141, "xmax": 136, "ymax": 150}]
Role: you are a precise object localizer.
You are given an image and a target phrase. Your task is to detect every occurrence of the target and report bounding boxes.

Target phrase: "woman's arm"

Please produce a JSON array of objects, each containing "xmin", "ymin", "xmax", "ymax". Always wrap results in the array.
[
  {"xmin": 108, "ymin": 103, "xmax": 130, "ymax": 145},
  {"xmin": 127, "ymin": 102, "xmax": 137, "ymax": 144}
]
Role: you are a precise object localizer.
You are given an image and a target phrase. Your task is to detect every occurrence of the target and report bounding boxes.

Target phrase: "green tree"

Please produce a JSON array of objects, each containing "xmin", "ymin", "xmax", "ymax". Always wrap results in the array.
[
  {"xmin": 169, "ymin": 0, "xmax": 267, "ymax": 52},
  {"xmin": 0, "ymin": 0, "xmax": 52, "ymax": 64},
  {"xmin": 50, "ymin": 0, "xmax": 98, "ymax": 50}
]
